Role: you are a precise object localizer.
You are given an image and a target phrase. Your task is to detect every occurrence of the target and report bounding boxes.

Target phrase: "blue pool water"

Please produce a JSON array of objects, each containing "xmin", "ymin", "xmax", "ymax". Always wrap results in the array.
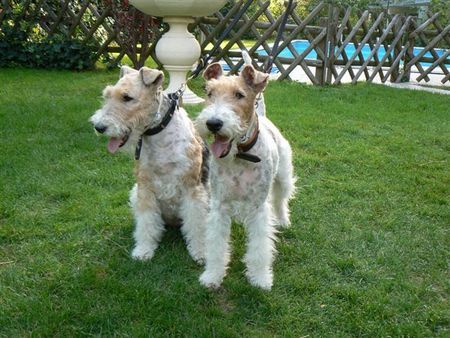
[{"xmin": 256, "ymin": 39, "xmax": 450, "ymax": 71}]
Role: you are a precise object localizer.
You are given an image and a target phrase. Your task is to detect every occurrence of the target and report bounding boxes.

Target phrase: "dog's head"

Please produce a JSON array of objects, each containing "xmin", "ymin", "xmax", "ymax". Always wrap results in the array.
[
  {"xmin": 89, "ymin": 66, "xmax": 164, "ymax": 153},
  {"xmin": 195, "ymin": 63, "xmax": 268, "ymax": 160}
]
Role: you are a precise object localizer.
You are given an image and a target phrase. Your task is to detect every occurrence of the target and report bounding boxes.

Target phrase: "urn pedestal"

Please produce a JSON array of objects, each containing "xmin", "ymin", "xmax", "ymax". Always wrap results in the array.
[{"xmin": 130, "ymin": 0, "xmax": 227, "ymax": 104}]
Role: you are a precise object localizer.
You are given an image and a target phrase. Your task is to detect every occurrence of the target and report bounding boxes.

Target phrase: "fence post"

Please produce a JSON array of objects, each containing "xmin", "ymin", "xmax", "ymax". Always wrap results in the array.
[
  {"xmin": 315, "ymin": 17, "xmax": 329, "ymax": 85},
  {"xmin": 326, "ymin": 5, "xmax": 338, "ymax": 84},
  {"xmin": 403, "ymin": 20, "xmax": 415, "ymax": 82},
  {"xmin": 390, "ymin": 17, "xmax": 403, "ymax": 82}
]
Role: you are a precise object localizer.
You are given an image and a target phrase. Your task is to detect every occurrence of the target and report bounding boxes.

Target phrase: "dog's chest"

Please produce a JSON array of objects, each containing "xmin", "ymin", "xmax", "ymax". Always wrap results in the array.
[
  {"xmin": 213, "ymin": 162, "xmax": 270, "ymax": 202},
  {"xmin": 139, "ymin": 135, "xmax": 190, "ymax": 200}
]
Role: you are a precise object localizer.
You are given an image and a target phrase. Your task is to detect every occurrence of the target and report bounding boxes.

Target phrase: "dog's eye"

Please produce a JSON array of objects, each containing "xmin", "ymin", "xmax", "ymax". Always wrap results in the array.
[
  {"xmin": 235, "ymin": 91, "xmax": 245, "ymax": 99},
  {"xmin": 206, "ymin": 91, "xmax": 212, "ymax": 98},
  {"xmin": 123, "ymin": 94, "xmax": 133, "ymax": 102}
]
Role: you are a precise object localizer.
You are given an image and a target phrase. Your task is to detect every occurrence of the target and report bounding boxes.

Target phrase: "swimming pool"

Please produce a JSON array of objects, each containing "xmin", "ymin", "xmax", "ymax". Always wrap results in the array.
[{"xmin": 256, "ymin": 39, "xmax": 450, "ymax": 70}]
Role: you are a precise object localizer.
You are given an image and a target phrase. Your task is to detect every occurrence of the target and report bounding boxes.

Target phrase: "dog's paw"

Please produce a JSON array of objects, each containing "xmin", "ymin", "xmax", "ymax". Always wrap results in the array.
[
  {"xmin": 275, "ymin": 209, "xmax": 291, "ymax": 228},
  {"xmin": 131, "ymin": 246, "xmax": 155, "ymax": 261},
  {"xmin": 246, "ymin": 271, "xmax": 273, "ymax": 290},
  {"xmin": 192, "ymin": 255, "xmax": 205, "ymax": 266},
  {"xmin": 277, "ymin": 217, "xmax": 291, "ymax": 228},
  {"xmin": 187, "ymin": 247, "xmax": 206, "ymax": 265},
  {"xmin": 199, "ymin": 271, "xmax": 223, "ymax": 289}
]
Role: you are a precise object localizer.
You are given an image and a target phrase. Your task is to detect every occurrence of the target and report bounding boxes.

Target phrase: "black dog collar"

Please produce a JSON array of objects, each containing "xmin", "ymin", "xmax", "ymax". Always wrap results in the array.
[{"xmin": 135, "ymin": 93, "xmax": 179, "ymax": 160}]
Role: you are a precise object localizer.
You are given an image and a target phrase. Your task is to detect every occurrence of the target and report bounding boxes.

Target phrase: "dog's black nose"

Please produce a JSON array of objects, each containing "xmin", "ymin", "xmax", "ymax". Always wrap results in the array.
[
  {"xmin": 94, "ymin": 125, "xmax": 107, "ymax": 134},
  {"xmin": 206, "ymin": 118, "xmax": 223, "ymax": 133}
]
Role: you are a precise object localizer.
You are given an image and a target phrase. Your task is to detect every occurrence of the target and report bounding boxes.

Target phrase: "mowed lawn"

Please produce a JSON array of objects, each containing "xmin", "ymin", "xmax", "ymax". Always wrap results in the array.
[{"xmin": 0, "ymin": 68, "xmax": 449, "ymax": 337}]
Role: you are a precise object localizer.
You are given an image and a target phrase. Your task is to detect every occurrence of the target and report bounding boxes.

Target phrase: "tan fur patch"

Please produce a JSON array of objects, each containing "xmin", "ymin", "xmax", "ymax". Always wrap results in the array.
[
  {"xmin": 205, "ymin": 76, "xmax": 256, "ymax": 126},
  {"xmin": 134, "ymin": 163, "xmax": 158, "ymax": 212},
  {"xmin": 183, "ymin": 135, "xmax": 204, "ymax": 186},
  {"xmin": 102, "ymin": 73, "xmax": 161, "ymax": 130}
]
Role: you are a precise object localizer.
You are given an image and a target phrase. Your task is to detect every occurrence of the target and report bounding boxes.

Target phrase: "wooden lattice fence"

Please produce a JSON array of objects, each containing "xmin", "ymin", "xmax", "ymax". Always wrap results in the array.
[
  {"xmin": 194, "ymin": 1, "xmax": 450, "ymax": 85},
  {"xmin": 325, "ymin": 7, "xmax": 450, "ymax": 84},
  {"xmin": 193, "ymin": 0, "xmax": 330, "ymax": 85},
  {"xmin": 1, "ymin": 0, "xmax": 449, "ymax": 84},
  {"xmin": 0, "ymin": 0, "xmax": 163, "ymax": 68}
]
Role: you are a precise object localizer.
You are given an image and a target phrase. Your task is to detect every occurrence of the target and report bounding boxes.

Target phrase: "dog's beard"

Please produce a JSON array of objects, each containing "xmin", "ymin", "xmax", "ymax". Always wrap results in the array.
[{"xmin": 90, "ymin": 110, "xmax": 148, "ymax": 154}]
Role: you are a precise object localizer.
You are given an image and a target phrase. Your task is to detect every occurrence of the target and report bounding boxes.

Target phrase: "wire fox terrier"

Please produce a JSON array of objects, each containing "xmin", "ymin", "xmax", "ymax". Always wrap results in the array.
[
  {"xmin": 90, "ymin": 66, "xmax": 208, "ymax": 263},
  {"xmin": 196, "ymin": 63, "xmax": 296, "ymax": 290}
]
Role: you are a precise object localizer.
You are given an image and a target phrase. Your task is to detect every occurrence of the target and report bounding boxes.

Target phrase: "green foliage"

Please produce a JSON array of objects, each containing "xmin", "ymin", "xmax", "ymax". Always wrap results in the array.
[
  {"xmin": 0, "ymin": 33, "xmax": 96, "ymax": 70},
  {"xmin": 0, "ymin": 5, "xmax": 97, "ymax": 70},
  {"xmin": 430, "ymin": 0, "xmax": 450, "ymax": 26},
  {"xmin": 324, "ymin": 0, "xmax": 372, "ymax": 8},
  {"xmin": 269, "ymin": 0, "xmax": 372, "ymax": 19}
]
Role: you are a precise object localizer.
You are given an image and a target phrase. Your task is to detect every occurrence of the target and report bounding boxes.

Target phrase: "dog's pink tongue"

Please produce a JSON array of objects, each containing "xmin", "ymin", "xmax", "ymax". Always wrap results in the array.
[
  {"xmin": 107, "ymin": 137, "xmax": 122, "ymax": 154},
  {"xmin": 211, "ymin": 136, "xmax": 230, "ymax": 159}
]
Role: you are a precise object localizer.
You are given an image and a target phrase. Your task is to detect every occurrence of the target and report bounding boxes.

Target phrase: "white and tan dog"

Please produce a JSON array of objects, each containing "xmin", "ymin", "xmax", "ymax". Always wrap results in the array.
[
  {"xmin": 196, "ymin": 63, "xmax": 296, "ymax": 290},
  {"xmin": 90, "ymin": 66, "xmax": 208, "ymax": 263}
]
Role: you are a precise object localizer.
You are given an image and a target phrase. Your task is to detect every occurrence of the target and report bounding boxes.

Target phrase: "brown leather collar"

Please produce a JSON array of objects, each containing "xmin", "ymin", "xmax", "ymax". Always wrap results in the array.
[{"xmin": 236, "ymin": 115, "xmax": 261, "ymax": 163}]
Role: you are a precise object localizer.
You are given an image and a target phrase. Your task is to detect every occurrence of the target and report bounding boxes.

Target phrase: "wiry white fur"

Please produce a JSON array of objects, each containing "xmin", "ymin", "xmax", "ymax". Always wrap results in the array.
[
  {"xmin": 195, "ymin": 100, "xmax": 245, "ymax": 143},
  {"xmin": 89, "ymin": 67, "xmax": 164, "ymax": 154},
  {"xmin": 130, "ymin": 106, "xmax": 208, "ymax": 263},
  {"xmin": 197, "ymin": 64, "xmax": 296, "ymax": 290},
  {"xmin": 130, "ymin": 184, "xmax": 165, "ymax": 261},
  {"xmin": 90, "ymin": 66, "xmax": 208, "ymax": 264},
  {"xmin": 90, "ymin": 100, "xmax": 136, "ymax": 144},
  {"xmin": 199, "ymin": 116, "xmax": 295, "ymax": 289}
]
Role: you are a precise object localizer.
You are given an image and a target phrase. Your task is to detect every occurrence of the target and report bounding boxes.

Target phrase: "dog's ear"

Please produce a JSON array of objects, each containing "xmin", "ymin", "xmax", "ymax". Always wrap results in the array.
[
  {"xmin": 203, "ymin": 63, "xmax": 223, "ymax": 81},
  {"xmin": 242, "ymin": 50, "xmax": 252, "ymax": 66},
  {"xmin": 241, "ymin": 65, "xmax": 269, "ymax": 93},
  {"xmin": 139, "ymin": 67, "xmax": 164, "ymax": 87},
  {"xmin": 119, "ymin": 65, "xmax": 137, "ymax": 78}
]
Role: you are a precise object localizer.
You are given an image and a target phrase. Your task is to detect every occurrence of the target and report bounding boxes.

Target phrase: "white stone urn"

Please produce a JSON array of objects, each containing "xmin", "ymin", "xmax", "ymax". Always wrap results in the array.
[{"xmin": 130, "ymin": 0, "xmax": 227, "ymax": 104}]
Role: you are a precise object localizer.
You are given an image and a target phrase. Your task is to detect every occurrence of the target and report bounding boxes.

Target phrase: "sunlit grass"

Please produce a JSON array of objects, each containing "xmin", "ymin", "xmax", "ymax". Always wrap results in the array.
[{"xmin": 0, "ymin": 68, "xmax": 449, "ymax": 336}]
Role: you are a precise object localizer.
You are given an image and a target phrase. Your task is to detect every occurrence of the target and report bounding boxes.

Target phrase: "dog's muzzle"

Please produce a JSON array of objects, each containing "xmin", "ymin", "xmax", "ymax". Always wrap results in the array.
[
  {"xmin": 94, "ymin": 124, "xmax": 107, "ymax": 134},
  {"xmin": 206, "ymin": 118, "xmax": 223, "ymax": 133}
]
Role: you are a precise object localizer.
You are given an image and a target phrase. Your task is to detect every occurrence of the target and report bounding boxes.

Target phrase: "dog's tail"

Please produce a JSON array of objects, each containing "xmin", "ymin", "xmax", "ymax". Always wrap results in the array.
[{"xmin": 242, "ymin": 50, "xmax": 266, "ymax": 117}]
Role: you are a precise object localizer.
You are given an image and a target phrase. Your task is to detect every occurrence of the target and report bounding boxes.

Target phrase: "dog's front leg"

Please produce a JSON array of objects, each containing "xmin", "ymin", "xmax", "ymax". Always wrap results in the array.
[
  {"xmin": 244, "ymin": 202, "xmax": 276, "ymax": 290},
  {"xmin": 199, "ymin": 204, "xmax": 231, "ymax": 288},
  {"xmin": 129, "ymin": 184, "xmax": 165, "ymax": 261},
  {"xmin": 180, "ymin": 186, "xmax": 208, "ymax": 264}
]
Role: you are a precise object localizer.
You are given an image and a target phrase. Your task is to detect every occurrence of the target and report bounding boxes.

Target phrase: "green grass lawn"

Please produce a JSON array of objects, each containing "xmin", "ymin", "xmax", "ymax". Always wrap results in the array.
[{"xmin": 0, "ymin": 68, "xmax": 449, "ymax": 337}]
